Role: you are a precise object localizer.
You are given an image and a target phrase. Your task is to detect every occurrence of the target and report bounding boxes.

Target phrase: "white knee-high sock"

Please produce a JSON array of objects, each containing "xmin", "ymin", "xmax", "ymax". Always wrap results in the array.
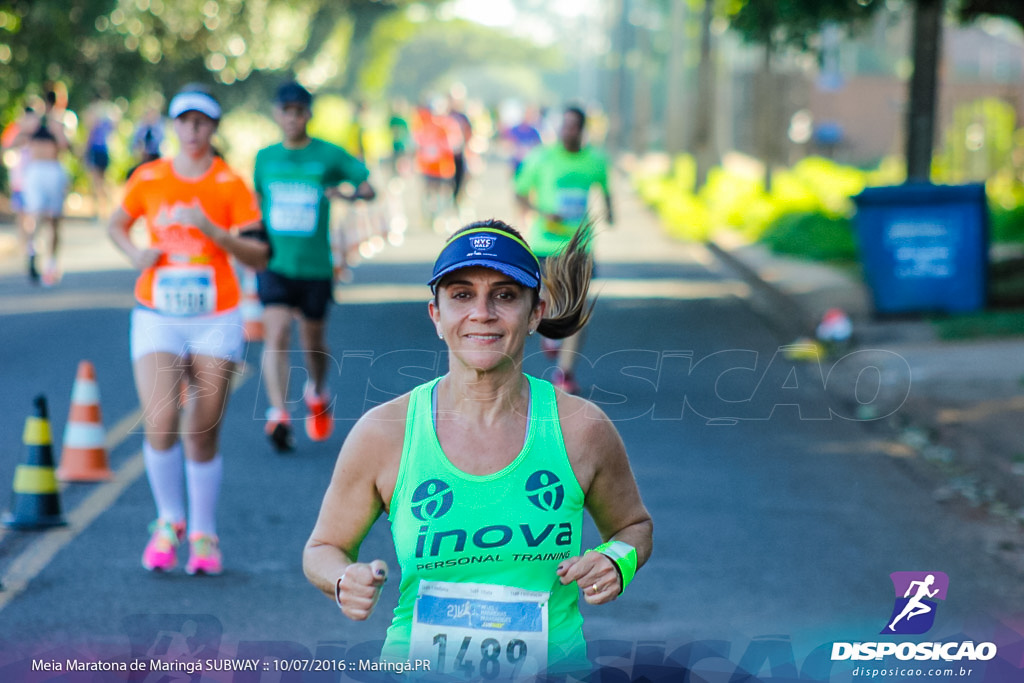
[
  {"xmin": 143, "ymin": 441, "xmax": 186, "ymax": 524},
  {"xmin": 185, "ymin": 455, "xmax": 223, "ymax": 537}
]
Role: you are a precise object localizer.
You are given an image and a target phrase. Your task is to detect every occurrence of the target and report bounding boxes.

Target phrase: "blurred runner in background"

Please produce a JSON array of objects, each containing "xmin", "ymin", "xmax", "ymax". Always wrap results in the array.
[
  {"xmin": 11, "ymin": 85, "xmax": 72, "ymax": 285},
  {"xmin": 254, "ymin": 81, "xmax": 375, "ymax": 452},
  {"xmin": 83, "ymin": 87, "xmax": 117, "ymax": 220},
  {"xmin": 516, "ymin": 105, "xmax": 613, "ymax": 394},
  {"xmin": 108, "ymin": 84, "xmax": 269, "ymax": 576}
]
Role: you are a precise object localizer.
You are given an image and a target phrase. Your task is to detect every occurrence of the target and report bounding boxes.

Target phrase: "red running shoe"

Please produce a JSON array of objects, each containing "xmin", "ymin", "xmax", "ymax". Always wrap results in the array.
[{"xmin": 305, "ymin": 395, "xmax": 334, "ymax": 442}]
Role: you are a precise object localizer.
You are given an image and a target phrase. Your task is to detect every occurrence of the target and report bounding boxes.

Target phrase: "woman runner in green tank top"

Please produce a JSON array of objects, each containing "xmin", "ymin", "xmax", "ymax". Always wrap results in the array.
[{"xmin": 303, "ymin": 219, "xmax": 652, "ymax": 680}]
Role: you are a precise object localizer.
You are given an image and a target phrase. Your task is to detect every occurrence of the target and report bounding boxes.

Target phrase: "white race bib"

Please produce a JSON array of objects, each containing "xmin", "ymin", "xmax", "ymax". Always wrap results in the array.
[
  {"xmin": 267, "ymin": 181, "xmax": 319, "ymax": 235},
  {"xmin": 409, "ymin": 581, "xmax": 548, "ymax": 680},
  {"xmin": 152, "ymin": 266, "xmax": 216, "ymax": 316}
]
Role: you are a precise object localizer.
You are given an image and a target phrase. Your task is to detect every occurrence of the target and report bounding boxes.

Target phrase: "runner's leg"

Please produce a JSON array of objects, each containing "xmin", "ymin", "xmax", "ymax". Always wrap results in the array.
[
  {"xmin": 298, "ymin": 315, "xmax": 329, "ymax": 398},
  {"xmin": 261, "ymin": 305, "xmax": 294, "ymax": 416}
]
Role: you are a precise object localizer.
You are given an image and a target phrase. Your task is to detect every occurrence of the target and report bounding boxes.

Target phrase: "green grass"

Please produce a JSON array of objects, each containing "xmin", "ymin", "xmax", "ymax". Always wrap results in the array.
[{"xmin": 929, "ymin": 309, "xmax": 1024, "ymax": 340}]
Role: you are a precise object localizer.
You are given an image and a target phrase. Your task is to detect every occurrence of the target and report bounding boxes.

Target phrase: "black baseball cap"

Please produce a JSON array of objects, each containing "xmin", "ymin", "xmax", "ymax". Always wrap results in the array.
[{"xmin": 275, "ymin": 81, "xmax": 312, "ymax": 107}]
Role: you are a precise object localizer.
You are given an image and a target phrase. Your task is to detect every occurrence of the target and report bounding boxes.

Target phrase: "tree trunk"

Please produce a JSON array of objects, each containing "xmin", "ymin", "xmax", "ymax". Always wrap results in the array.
[
  {"xmin": 607, "ymin": 0, "xmax": 631, "ymax": 154},
  {"xmin": 755, "ymin": 42, "xmax": 776, "ymax": 192},
  {"xmin": 905, "ymin": 0, "xmax": 943, "ymax": 182},
  {"xmin": 691, "ymin": 0, "xmax": 717, "ymax": 190},
  {"xmin": 632, "ymin": 20, "xmax": 652, "ymax": 154},
  {"xmin": 664, "ymin": 0, "xmax": 689, "ymax": 156}
]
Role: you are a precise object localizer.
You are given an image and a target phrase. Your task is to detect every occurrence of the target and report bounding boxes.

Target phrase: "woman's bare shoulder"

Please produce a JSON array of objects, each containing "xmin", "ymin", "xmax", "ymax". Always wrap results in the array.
[
  {"xmin": 553, "ymin": 388, "xmax": 625, "ymax": 491},
  {"xmin": 555, "ymin": 390, "xmax": 619, "ymax": 444},
  {"xmin": 346, "ymin": 393, "xmax": 412, "ymax": 449}
]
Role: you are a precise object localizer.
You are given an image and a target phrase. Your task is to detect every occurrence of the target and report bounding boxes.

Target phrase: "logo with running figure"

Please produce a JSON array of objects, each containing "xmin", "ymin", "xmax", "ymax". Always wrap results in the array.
[
  {"xmin": 882, "ymin": 571, "xmax": 949, "ymax": 635},
  {"xmin": 526, "ymin": 470, "xmax": 564, "ymax": 511},
  {"xmin": 411, "ymin": 479, "xmax": 454, "ymax": 521}
]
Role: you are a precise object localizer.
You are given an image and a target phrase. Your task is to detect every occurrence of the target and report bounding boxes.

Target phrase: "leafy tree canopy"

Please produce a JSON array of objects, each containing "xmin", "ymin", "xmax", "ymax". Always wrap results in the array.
[
  {"xmin": 0, "ymin": 0, "xmax": 440, "ymax": 119},
  {"xmin": 725, "ymin": 0, "xmax": 880, "ymax": 51},
  {"xmin": 957, "ymin": 0, "xmax": 1024, "ymax": 29}
]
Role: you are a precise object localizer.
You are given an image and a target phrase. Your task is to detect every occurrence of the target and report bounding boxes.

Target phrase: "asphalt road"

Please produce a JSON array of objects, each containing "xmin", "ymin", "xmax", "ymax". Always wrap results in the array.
[{"xmin": 1, "ymin": 164, "xmax": 1022, "ymax": 682}]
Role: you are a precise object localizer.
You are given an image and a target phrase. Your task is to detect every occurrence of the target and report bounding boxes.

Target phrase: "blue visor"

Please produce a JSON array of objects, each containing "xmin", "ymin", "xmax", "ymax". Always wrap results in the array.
[{"xmin": 429, "ymin": 229, "xmax": 541, "ymax": 291}]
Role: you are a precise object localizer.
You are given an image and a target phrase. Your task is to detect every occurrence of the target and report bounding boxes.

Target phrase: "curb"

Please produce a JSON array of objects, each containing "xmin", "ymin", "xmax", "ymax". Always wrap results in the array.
[{"xmin": 705, "ymin": 239, "xmax": 818, "ymax": 343}]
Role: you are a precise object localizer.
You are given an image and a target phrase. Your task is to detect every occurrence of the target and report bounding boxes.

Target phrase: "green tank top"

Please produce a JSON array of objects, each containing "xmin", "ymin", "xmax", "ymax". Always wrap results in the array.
[{"xmin": 382, "ymin": 374, "xmax": 589, "ymax": 676}]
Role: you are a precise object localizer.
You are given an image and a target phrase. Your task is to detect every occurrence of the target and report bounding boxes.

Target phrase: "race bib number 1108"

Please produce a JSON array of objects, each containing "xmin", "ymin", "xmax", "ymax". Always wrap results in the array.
[{"xmin": 152, "ymin": 266, "xmax": 216, "ymax": 316}]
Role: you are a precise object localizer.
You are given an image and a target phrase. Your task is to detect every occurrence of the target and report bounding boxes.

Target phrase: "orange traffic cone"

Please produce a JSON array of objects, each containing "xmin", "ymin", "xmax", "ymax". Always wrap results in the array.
[
  {"xmin": 4, "ymin": 395, "xmax": 66, "ymax": 529},
  {"xmin": 239, "ymin": 266, "xmax": 263, "ymax": 342},
  {"xmin": 57, "ymin": 360, "xmax": 113, "ymax": 482}
]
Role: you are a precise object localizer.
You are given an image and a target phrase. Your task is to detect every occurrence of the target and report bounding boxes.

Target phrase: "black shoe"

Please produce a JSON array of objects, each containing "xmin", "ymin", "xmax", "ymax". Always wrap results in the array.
[
  {"xmin": 27, "ymin": 254, "xmax": 38, "ymax": 283},
  {"xmin": 267, "ymin": 420, "xmax": 296, "ymax": 453}
]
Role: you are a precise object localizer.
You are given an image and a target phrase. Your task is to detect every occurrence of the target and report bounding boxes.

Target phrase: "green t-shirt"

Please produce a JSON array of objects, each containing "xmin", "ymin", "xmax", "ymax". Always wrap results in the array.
[
  {"xmin": 515, "ymin": 143, "xmax": 609, "ymax": 256},
  {"xmin": 383, "ymin": 375, "xmax": 589, "ymax": 677},
  {"xmin": 253, "ymin": 138, "xmax": 369, "ymax": 279}
]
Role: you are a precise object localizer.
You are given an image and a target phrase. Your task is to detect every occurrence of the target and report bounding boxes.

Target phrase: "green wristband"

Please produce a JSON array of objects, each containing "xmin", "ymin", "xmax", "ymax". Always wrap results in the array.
[{"xmin": 592, "ymin": 540, "xmax": 637, "ymax": 594}]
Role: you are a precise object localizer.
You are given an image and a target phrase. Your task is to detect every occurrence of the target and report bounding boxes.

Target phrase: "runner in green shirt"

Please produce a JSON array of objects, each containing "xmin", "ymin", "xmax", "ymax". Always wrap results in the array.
[
  {"xmin": 515, "ymin": 106, "xmax": 614, "ymax": 395},
  {"xmin": 254, "ymin": 81, "xmax": 375, "ymax": 452}
]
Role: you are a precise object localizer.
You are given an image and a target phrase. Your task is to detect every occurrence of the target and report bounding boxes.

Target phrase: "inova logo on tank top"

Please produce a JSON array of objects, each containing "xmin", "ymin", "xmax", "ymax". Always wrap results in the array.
[{"xmin": 411, "ymin": 472, "xmax": 574, "ymax": 560}]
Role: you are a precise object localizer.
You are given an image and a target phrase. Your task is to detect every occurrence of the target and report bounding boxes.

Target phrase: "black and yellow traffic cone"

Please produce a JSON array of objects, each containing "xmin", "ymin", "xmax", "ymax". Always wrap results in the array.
[{"xmin": 3, "ymin": 395, "xmax": 66, "ymax": 529}]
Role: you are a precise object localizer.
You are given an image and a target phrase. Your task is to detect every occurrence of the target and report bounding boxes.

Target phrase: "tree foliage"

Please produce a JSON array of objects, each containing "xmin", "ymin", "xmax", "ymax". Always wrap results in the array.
[
  {"xmin": 723, "ymin": 0, "xmax": 1024, "ymax": 182},
  {"xmin": 0, "ymin": 0, "xmax": 441, "ymax": 119},
  {"xmin": 958, "ymin": 0, "xmax": 1024, "ymax": 29},
  {"xmin": 726, "ymin": 0, "xmax": 880, "ymax": 50}
]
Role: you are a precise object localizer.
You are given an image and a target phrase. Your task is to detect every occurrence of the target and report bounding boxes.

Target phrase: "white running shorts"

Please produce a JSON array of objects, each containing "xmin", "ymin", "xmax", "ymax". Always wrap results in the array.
[
  {"xmin": 22, "ymin": 161, "xmax": 69, "ymax": 216},
  {"xmin": 130, "ymin": 307, "xmax": 245, "ymax": 363}
]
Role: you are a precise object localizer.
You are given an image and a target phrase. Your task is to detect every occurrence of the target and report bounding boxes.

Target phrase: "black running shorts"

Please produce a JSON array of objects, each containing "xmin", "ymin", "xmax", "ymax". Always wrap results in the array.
[{"xmin": 256, "ymin": 270, "xmax": 334, "ymax": 321}]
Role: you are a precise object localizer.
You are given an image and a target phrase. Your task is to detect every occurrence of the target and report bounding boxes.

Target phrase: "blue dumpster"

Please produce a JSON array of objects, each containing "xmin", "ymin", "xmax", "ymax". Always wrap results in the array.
[{"xmin": 853, "ymin": 183, "xmax": 988, "ymax": 314}]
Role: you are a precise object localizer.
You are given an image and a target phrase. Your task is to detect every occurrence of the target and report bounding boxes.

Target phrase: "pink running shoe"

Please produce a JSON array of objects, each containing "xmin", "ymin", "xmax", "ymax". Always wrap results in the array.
[
  {"xmin": 141, "ymin": 519, "xmax": 186, "ymax": 572},
  {"xmin": 40, "ymin": 260, "xmax": 61, "ymax": 287},
  {"xmin": 185, "ymin": 533, "xmax": 223, "ymax": 576}
]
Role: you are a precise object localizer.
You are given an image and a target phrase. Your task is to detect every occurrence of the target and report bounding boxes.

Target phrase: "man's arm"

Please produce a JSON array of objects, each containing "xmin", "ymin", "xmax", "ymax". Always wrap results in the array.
[{"xmin": 602, "ymin": 186, "xmax": 614, "ymax": 226}]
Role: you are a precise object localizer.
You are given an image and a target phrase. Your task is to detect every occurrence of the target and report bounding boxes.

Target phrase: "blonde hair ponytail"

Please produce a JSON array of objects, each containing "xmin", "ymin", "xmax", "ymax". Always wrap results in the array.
[{"xmin": 537, "ymin": 221, "xmax": 596, "ymax": 340}]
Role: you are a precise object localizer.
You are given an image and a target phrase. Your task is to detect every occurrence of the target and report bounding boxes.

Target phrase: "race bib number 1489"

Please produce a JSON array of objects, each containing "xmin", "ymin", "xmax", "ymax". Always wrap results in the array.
[{"xmin": 409, "ymin": 581, "xmax": 548, "ymax": 680}]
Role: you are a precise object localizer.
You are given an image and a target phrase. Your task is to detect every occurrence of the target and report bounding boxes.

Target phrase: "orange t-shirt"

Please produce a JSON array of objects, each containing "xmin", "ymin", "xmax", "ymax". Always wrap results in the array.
[
  {"xmin": 122, "ymin": 157, "xmax": 261, "ymax": 314},
  {"xmin": 413, "ymin": 119, "xmax": 455, "ymax": 180}
]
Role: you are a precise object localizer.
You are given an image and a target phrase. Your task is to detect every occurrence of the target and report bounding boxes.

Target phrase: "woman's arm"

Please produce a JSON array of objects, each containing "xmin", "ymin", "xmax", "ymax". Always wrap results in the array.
[
  {"xmin": 170, "ymin": 203, "xmax": 269, "ymax": 270},
  {"xmin": 557, "ymin": 400, "xmax": 653, "ymax": 604},
  {"xmin": 219, "ymin": 220, "xmax": 270, "ymax": 270},
  {"xmin": 50, "ymin": 117, "xmax": 71, "ymax": 152},
  {"xmin": 303, "ymin": 399, "xmax": 406, "ymax": 620},
  {"xmin": 107, "ymin": 207, "xmax": 161, "ymax": 270},
  {"xmin": 327, "ymin": 180, "xmax": 376, "ymax": 202}
]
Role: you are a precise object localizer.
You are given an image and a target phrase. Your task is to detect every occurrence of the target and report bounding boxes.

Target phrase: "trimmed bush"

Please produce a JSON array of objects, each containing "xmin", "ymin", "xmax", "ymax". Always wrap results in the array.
[{"xmin": 760, "ymin": 211, "xmax": 857, "ymax": 262}]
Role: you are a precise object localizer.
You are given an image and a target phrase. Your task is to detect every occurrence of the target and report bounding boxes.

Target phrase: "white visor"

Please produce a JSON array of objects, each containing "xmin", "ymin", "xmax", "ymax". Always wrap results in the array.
[{"xmin": 168, "ymin": 92, "xmax": 222, "ymax": 120}]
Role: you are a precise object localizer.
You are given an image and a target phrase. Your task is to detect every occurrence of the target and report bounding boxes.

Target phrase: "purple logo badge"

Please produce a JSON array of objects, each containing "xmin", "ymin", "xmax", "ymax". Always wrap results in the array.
[{"xmin": 881, "ymin": 571, "xmax": 949, "ymax": 635}]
